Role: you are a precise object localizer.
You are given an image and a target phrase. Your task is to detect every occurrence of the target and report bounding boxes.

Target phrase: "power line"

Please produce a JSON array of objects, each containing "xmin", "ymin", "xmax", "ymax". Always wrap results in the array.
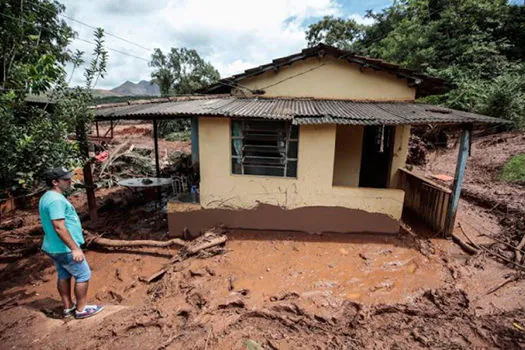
[
  {"xmin": 75, "ymin": 37, "xmax": 149, "ymax": 62},
  {"xmin": 0, "ymin": 11, "xmax": 150, "ymax": 63},
  {"xmin": 29, "ymin": 0, "xmax": 152, "ymax": 52}
]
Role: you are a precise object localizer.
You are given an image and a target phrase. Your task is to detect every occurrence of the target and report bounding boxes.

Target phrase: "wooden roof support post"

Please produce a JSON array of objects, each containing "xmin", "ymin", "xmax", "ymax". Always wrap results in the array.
[
  {"xmin": 445, "ymin": 124, "xmax": 472, "ymax": 235},
  {"xmin": 153, "ymin": 118, "xmax": 161, "ymax": 178}
]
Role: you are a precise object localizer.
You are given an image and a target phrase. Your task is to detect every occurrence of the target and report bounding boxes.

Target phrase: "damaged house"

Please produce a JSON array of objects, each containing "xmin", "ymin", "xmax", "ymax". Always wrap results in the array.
[{"xmin": 94, "ymin": 44, "xmax": 504, "ymax": 235}]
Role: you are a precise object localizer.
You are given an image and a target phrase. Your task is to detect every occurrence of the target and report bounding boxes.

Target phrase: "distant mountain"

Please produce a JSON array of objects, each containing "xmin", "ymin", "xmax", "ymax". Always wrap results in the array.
[{"xmin": 110, "ymin": 80, "xmax": 160, "ymax": 96}]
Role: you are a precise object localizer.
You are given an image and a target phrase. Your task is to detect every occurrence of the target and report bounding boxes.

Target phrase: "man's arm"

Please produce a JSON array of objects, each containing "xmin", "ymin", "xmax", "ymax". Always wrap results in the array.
[{"xmin": 51, "ymin": 219, "xmax": 85, "ymax": 262}]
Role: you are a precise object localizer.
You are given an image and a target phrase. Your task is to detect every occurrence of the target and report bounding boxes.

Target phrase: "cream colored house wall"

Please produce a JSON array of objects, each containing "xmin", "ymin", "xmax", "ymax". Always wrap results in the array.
[
  {"xmin": 198, "ymin": 117, "xmax": 406, "ymax": 220},
  {"xmin": 238, "ymin": 56, "xmax": 416, "ymax": 101},
  {"xmin": 389, "ymin": 125, "xmax": 411, "ymax": 188},
  {"xmin": 332, "ymin": 125, "xmax": 364, "ymax": 187}
]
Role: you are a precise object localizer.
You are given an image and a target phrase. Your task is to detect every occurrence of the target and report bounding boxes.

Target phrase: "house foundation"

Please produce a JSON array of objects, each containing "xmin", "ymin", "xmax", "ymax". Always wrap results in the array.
[{"xmin": 167, "ymin": 202, "xmax": 399, "ymax": 236}]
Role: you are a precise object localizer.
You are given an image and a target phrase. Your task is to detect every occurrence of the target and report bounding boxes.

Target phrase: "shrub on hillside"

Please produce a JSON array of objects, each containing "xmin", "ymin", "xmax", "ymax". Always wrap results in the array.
[{"xmin": 500, "ymin": 154, "xmax": 525, "ymax": 184}]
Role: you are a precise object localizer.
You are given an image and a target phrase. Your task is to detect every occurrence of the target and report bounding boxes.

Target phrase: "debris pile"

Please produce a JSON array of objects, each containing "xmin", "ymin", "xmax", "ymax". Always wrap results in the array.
[
  {"xmin": 407, "ymin": 134, "xmax": 428, "ymax": 165},
  {"xmin": 94, "ymin": 142, "xmax": 154, "ymax": 186}
]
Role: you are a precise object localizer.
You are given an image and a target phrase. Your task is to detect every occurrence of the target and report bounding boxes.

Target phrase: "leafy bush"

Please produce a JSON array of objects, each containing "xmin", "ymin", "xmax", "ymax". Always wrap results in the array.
[
  {"xmin": 500, "ymin": 154, "xmax": 525, "ymax": 184},
  {"xmin": 164, "ymin": 131, "xmax": 191, "ymax": 142},
  {"xmin": 0, "ymin": 97, "xmax": 83, "ymax": 196},
  {"xmin": 477, "ymin": 73, "xmax": 525, "ymax": 130},
  {"xmin": 157, "ymin": 119, "xmax": 190, "ymax": 137}
]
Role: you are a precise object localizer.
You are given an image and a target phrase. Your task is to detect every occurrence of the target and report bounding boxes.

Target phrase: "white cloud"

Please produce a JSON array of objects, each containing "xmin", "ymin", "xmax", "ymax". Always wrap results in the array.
[
  {"xmin": 61, "ymin": 0, "xmax": 342, "ymax": 89},
  {"xmin": 348, "ymin": 13, "xmax": 376, "ymax": 26}
]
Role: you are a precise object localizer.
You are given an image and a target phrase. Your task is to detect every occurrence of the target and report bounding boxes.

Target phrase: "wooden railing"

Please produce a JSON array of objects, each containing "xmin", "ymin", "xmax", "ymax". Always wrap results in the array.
[{"xmin": 398, "ymin": 168, "xmax": 452, "ymax": 234}]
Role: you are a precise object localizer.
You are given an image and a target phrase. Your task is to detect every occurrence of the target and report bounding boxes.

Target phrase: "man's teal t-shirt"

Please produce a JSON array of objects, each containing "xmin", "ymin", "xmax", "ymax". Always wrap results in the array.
[{"xmin": 39, "ymin": 191, "xmax": 84, "ymax": 254}]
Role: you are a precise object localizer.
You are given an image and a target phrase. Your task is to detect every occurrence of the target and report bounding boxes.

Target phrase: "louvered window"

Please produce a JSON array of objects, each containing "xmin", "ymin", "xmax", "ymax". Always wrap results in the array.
[{"xmin": 231, "ymin": 120, "xmax": 299, "ymax": 177}]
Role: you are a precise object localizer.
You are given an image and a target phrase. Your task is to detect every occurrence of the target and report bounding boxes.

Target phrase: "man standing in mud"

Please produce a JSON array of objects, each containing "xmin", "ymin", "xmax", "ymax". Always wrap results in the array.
[{"xmin": 39, "ymin": 167, "xmax": 104, "ymax": 319}]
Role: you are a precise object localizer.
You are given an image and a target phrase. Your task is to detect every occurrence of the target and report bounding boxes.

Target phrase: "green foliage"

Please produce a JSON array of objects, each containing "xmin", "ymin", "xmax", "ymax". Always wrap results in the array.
[
  {"xmin": 164, "ymin": 131, "xmax": 191, "ymax": 142},
  {"xmin": 477, "ymin": 73, "xmax": 525, "ymax": 129},
  {"xmin": 305, "ymin": 16, "xmax": 363, "ymax": 49},
  {"xmin": 500, "ymin": 154, "xmax": 525, "ymax": 184},
  {"xmin": 305, "ymin": 0, "xmax": 525, "ymax": 128},
  {"xmin": 150, "ymin": 47, "xmax": 220, "ymax": 96},
  {"xmin": 0, "ymin": 0, "xmax": 73, "ymax": 95},
  {"xmin": 149, "ymin": 47, "xmax": 219, "ymax": 137},
  {"xmin": 0, "ymin": 1, "xmax": 108, "ymax": 197},
  {"xmin": 157, "ymin": 119, "xmax": 190, "ymax": 138}
]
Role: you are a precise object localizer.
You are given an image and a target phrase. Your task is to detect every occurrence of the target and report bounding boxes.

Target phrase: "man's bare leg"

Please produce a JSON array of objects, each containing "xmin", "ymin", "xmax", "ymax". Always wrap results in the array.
[
  {"xmin": 57, "ymin": 278, "xmax": 74, "ymax": 309},
  {"xmin": 75, "ymin": 281, "xmax": 89, "ymax": 311}
]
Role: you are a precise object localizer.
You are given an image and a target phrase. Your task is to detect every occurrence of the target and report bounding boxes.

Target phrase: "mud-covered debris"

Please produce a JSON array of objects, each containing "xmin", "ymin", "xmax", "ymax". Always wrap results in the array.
[
  {"xmin": 218, "ymin": 298, "xmax": 245, "ymax": 309},
  {"xmin": 359, "ymin": 253, "xmax": 369, "ymax": 261},
  {"xmin": 179, "ymin": 232, "xmax": 228, "ymax": 258},
  {"xmin": 314, "ymin": 280, "xmax": 339, "ymax": 288},
  {"xmin": 269, "ymin": 292, "xmax": 300, "ymax": 302},
  {"xmin": 370, "ymin": 280, "xmax": 394, "ymax": 292}
]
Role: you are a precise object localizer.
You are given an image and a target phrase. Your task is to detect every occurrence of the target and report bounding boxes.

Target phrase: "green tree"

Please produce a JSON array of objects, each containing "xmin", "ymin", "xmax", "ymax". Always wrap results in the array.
[
  {"xmin": 149, "ymin": 47, "xmax": 220, "ymax": 96},
  {"xmin": 305, "ymin": 16, "xmax": 364, "ymax": 49},
  {"xmin": 0, "ymin": 0, "xmax": 108, "ymax": 197},
  {"xmin": 0, "ymin": 0, "xmax": 73, "ymax": 93},
  {"xmin": 305, "ymin": 0, "xmax": 525, "ymax": 128},
  {"xmin": 149, "ymin": 47, "xmax": 220, "ymax": 136}
]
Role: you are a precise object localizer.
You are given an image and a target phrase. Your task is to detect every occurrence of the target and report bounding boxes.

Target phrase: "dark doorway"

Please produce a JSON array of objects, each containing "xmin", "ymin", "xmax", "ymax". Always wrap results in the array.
[{"xmin": 358, "ymin": 125, "xmax": 395, "ymax": 188}]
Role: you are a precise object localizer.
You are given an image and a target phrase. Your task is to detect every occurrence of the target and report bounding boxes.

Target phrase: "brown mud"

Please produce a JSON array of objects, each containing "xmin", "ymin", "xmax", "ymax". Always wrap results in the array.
[
  {"xmin": 1, "ymin": 126, "xmax": 524, "ymax": 349},
  {"xmin": 1, "ymin": 220, "xmax": 524, "ymax": 349}
]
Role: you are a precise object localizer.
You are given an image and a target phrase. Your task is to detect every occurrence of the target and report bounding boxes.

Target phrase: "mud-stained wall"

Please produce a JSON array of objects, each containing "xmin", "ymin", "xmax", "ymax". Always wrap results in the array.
[
  {"xmin": 168, "ymin": 203, "xmax": 400, "ymax": 235},
  {"xmin": 197, "ymin": 117, "xmax": 405, "ymax": 221},
  {"xmin": 389, "ymin": 125, "xmax": 411, "ymax": 188},
  {"xmin": 237, "ymin": 56, "xmax": 416, "ymax": 101},
  {"xmin": 332, "ymin": 125, "xmax": 364, "ymax": 187}
]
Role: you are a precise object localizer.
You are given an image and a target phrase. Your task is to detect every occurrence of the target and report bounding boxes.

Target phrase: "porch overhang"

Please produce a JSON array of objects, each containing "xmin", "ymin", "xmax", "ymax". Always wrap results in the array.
[{"xmin": 93, "ymin": 95, "xmax": 508, "ymax": 127}]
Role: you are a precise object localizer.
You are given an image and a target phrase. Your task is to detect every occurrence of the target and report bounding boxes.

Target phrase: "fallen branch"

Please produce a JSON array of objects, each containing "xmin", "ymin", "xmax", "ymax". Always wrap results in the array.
[
  {"xmin": 485, "ymin": 274, "xmax": 522, "ymax": 295},
  {"xmin": 515, "ymin": 234, "xmax": 525, "ymax": 265},
  {"xmin": 84, "ymin": 230, "xmax": 186, "ymax": 249},
  {"xmin": 143, "ymin": 233, "xmax": 228, "ymax": 284},
  {"xmin": 451, "ymin": 232, "xmax": 478, "ymax": 255},
  {"xmin": 0, "ymin": 296, "xmax": 18, "ymax": 309},
  {"xmin": 458, "ymin": 223, "xmax": 525, "ymax": 270},
  {"xmin": 158, "ymin": 333, "xmax": 183, "ymax": 350},
  {"xmin": 479, "ymin": 234, "xmax": 525, "ymax": 256},
  {"xmin": 0, "ymin": 224, "xmax": 42, "ymax": 238},
  {"xmin": 457, "ymin": 222, "xmax": 480, "ymax": 249},
  {"xmin": 182, "ymin": 235, "xmax": 227, "ymax": 256},
  {"xmin": 141, "ymin": 256, "xmax": 182, "ymax": 283},
  {"xmin": 0, "ymin": 217, "xmax": 23, "ymax": 230},
  {"xmin": 0, "ymin": 246, "xmax": 38, "ymax": 261}
]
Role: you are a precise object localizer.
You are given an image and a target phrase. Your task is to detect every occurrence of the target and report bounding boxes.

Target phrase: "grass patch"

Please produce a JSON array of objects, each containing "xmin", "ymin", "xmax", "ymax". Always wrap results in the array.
[
  {"xmin": 500, "ymin": 153, "xmax": 525, "ymax": 184},
  {"xmin": 164, "ymin": 131, "xmax": 191, "ymax": 142}
]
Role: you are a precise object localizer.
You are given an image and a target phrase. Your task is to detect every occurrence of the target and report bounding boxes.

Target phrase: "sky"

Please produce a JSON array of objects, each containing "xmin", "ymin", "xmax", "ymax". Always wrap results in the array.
[{"xmin": 61, "ymin": 0, "xmax": 392, "ymax": 90}]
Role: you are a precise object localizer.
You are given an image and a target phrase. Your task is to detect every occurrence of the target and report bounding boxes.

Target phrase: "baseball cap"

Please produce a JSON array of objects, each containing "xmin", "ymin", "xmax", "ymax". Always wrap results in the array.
[{"xmin": 44, "ymin": 167, "xmax": 73, "ymax": 181}]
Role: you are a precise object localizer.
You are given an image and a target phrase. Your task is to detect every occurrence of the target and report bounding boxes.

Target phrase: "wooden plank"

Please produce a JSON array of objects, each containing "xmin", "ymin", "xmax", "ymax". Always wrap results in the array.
[
  {"xmin": 436, "ymin": 190, "xmax": 445, "ymax": 233},
  {"xmin": 398, "ymin": 168, "xmax": 452, "ymax": 194}
]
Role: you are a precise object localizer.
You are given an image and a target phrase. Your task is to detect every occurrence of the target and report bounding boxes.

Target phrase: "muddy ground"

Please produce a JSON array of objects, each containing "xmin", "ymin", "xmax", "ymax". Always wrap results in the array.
[{"xmin": 0, "ymin": 128, "xmax": 524, "ymax": 349}]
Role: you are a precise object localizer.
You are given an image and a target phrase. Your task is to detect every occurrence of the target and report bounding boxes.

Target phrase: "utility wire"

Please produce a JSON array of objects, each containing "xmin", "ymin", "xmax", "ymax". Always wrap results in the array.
[
  {"xmin": 0, "ymin": 12, "xmax": 150, "ymax": 63},
  {"xmin": 29, "ymin": 0, "xmax": 152, "ymax": 52},
  {"xmin": 75, "ymin": 37, "xmax": 149, "ymax": 62}
]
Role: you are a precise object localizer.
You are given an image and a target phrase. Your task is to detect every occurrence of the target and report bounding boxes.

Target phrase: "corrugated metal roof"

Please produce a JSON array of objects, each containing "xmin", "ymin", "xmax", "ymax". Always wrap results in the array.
[{"xmin": 94, "ymin": 96, "xmax": 505, "ymax": 126}]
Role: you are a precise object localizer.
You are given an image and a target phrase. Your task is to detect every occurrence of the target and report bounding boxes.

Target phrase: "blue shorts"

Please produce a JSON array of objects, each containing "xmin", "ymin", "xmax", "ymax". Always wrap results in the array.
[{"xmin": 45, "ymin": 252, "xmax": 92, "ymax": 282}]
